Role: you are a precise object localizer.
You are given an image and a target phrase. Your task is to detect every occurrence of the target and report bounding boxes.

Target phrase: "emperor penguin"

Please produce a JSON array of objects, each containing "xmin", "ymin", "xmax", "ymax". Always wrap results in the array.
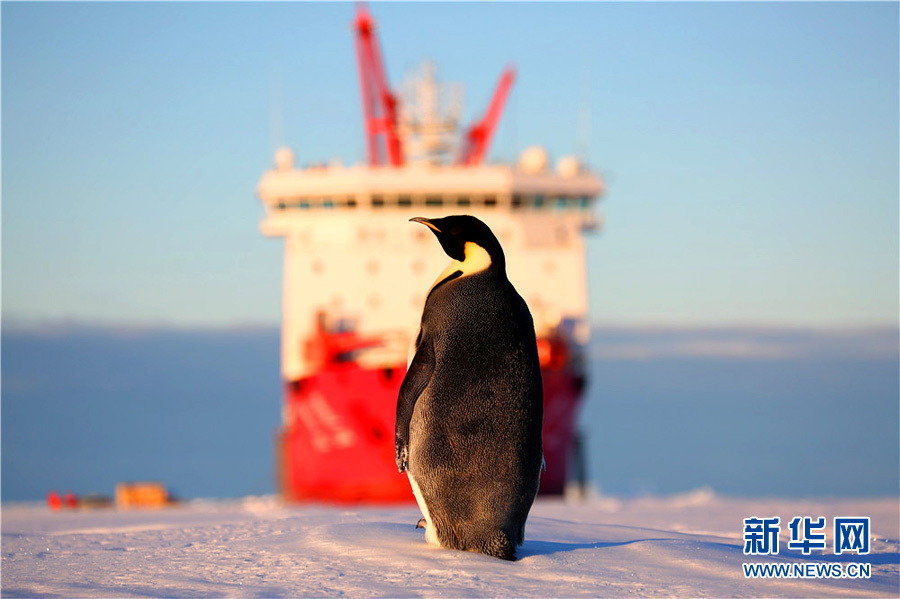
[{"xmin": 396, "ymin": 215, "xmax": 543, "ymax": 561}]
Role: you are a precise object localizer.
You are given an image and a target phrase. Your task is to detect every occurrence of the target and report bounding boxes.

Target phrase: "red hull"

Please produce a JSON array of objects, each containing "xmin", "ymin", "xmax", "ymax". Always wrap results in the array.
[{"xmin": 278, "ymin": 355, "xmax": 584, "ymax": 503}]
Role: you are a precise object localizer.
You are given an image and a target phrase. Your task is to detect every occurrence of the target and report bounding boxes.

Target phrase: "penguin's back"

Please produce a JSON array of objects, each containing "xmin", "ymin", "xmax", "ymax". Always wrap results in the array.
[
  {"xmin": 409, "ymin": 269, "xmax": 543, "ymax": 557},
  {"xmin": 421, "ymin": 269, "xmax": 541, "ymax": 428}
]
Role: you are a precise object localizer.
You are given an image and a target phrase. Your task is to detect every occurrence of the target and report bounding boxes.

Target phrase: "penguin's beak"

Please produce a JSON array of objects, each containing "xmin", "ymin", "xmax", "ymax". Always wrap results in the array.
[{"xmin": 410, "ymin": 217, "xmax": 441, "ymax": 233}]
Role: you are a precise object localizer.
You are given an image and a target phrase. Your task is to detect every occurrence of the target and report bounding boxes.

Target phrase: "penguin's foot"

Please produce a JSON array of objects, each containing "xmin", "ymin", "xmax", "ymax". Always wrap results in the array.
[{"xmin": 415, "ymin": 518, "xmax": 426, "ymax": 529}]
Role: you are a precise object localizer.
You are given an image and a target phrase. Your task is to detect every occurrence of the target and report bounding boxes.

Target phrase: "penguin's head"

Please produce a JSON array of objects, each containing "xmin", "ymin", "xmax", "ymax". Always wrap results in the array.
[{"xmin": 410, "ymin": 215, "xmax": 506, "ymax": 272}]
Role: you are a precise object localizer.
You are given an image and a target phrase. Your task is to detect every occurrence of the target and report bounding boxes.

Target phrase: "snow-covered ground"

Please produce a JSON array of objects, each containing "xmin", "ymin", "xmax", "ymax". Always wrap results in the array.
[{"xmin": 3, "ymin": 491, "xmax": 898, "ymax": 598}]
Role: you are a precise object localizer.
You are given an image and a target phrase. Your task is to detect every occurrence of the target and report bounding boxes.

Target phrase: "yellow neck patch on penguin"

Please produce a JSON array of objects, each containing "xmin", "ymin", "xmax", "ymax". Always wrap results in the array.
[{"xmin": 428, "ymin": 241, "xmax": 492, "ymax": 293}]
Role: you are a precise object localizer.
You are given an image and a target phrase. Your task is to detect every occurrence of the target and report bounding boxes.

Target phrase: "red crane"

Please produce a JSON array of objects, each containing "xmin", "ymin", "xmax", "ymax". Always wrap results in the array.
[
  {"xmin": 353, "ymin": 3, "xmax": 403, "ymax": 167},
  {"xmin": 456, "ymin": 65, "xmax": 516, "ymax": 166},
  {"xmin": 352, "ymin": 3, "xmax": 514, "ymax": 168}
]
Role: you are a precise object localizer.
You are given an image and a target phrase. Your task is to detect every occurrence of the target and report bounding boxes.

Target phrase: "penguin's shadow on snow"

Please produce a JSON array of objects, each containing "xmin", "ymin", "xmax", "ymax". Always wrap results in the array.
[
  {"xmin": 382, "ymin": 519, "xmax": 656, "ymax": 558},
  {"xmin": 518, "ymin": 537, "xmax": 668, "ymax": 558}
]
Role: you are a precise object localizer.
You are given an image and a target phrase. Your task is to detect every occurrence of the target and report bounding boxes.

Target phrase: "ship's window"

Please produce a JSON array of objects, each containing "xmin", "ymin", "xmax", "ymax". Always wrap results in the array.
[
  {"xmin": 425, "ymin": 196, "xmax": 442, "ymax": 207},
  {"xmin": 398, "ymin": 196, "xmax": 412, "ymax": 207},
  {"xmin": 579, "ymin": 196, "xmax": 590, "ymax": 209},
  {"xmin": 512, "ymin": 195, "xmax": 524, "ymax": 209},
  {"xmin": 457, "ymin": 196, "xmax": 471, "ymax": 207},
  {"xmin": 346, "ymin": 197, "xmax": 358, "ymax": 208},
  {"xmin": 555, "ymin": 196, "xmax": 568, "ymax": 209},
  {"xmin": 299, "ymin": 200, "xmax": 310, "ymax": 210},
  {"xmin": 371, "ymin": 195, "xmax": 385, "ymax": 208},
  {"xmin": 323, "ymin": 198, "xmax": 334, "ymax": 209},
  {"xmin": 484, "ymin": 195, "xmax": 497, "ymax": 207},
  {"xmin": 366, "ymin": 260, "xmax": 380, "ymax": 275},
  {"xmin": 277, "ymin": 202, "xmax": 286, "ymax": 210},
  {"xmin": 533, "ymin": 195, "xmax": 545, "ymax": 209},
  {"xmin": 312, "ymin": 260, "xmax": 324, "ymax": 275}
]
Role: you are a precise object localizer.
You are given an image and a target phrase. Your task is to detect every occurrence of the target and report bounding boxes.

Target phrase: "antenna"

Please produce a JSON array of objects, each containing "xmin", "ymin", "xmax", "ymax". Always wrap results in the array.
[
  {"xmin": 575, "ymin": 58, "xmax": 592, "ymax": 163},
  {"xmin": 269, "ymin": 52, "xmax": 285, "ymax": 155}
]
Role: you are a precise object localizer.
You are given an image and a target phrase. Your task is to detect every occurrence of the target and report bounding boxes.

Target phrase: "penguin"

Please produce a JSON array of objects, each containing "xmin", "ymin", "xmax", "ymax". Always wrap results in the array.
[{"xmin": 396, "ymin": 215, "xmax": 543, "ymax": 561}]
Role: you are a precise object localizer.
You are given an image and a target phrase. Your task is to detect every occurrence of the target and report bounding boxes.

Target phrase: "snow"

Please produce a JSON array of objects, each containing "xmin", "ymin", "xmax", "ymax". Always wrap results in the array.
[{"xmin": 2, "ymin": 491, "xmax": 898, "ymax": 598}]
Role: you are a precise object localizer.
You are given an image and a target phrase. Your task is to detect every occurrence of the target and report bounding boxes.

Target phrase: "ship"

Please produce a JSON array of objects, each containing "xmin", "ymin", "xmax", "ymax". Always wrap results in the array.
[{"xmin": 256, "ymin": 4, "xmax": 603, "ymax": 503}]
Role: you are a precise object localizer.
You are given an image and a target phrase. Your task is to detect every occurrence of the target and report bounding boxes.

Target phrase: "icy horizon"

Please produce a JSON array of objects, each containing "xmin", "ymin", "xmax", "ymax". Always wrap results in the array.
[
  {"xmin": 3, "ymin": 318, "xmax": 897, "ymax": 358},
  {"xmin": 2, "ymin": 323, "xmax": 898, "ymax": 502}
]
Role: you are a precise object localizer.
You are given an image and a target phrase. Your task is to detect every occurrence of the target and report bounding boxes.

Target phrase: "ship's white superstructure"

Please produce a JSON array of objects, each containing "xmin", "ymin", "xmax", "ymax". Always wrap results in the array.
[{"xmin": 258, "ymin": 147, "xmax": 602, "ymax": 380}]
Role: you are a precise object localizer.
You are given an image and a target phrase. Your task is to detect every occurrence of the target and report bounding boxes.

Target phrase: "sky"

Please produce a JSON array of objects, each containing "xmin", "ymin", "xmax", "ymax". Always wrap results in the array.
[{"xmin": 2, "ymin": 1, "xmax": 898, "ymax": 329}]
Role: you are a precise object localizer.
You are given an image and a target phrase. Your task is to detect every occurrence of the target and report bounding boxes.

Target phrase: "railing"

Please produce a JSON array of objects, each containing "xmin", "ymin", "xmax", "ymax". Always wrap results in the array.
[{"xmin": 272, "ymin": 193, "xmax": 596, "ymax": 212}]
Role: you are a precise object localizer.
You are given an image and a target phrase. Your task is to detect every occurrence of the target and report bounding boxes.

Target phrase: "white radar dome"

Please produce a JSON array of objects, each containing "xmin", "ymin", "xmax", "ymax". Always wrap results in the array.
[
  {"xmin": 557, "ymin": 156, "xmax": 581, "ymax": 177},
  {"xmin": 275, "ymin": 146, "xmax": 295, "ymax": 172},
  {"xmin": 519, "ymin": 146, "xmax": 549, "ymax": 174}
]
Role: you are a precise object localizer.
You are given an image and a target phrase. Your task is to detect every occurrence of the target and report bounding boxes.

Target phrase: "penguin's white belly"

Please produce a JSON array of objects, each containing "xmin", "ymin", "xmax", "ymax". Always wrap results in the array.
[{"xmin": 407, "ymin": 472, "xmax": 439, "ymax": 546}]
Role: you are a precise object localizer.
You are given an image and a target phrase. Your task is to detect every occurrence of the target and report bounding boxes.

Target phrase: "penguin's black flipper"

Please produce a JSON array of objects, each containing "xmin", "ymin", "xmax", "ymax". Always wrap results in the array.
[{"xmin": 395, "ymin": 329, "xmax": 434, "ymax": 472}]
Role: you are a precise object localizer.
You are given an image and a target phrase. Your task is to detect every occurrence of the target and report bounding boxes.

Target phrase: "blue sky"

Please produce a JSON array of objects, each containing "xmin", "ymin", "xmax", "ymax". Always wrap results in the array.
[{"xmin": 3, "ymin": 2, "xmax": 898, "ymax": 328}]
